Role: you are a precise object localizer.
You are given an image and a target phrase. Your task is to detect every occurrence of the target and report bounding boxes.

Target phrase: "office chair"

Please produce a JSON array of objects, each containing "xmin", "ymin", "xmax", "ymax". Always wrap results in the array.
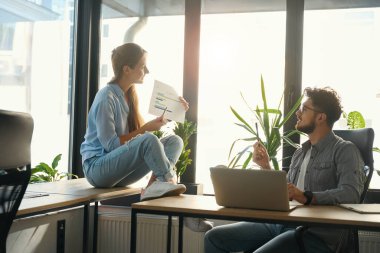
[
  {"xmin": 295, "ymin": 128, "xmax": 375, "ymax": 253},
  {"xmin": 0, "ymin": 109, "xmax": 34, "ymax": 253}
]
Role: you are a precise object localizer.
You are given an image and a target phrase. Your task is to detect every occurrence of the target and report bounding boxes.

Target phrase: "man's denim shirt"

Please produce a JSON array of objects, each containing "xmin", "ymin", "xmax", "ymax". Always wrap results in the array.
[
  {"xmin": 287, "ymin": 132, "xmax": 366, "ymax": 250},
  {"xmin": 287, "ymin": 132, "xmax": 365, "ymax": 204}
]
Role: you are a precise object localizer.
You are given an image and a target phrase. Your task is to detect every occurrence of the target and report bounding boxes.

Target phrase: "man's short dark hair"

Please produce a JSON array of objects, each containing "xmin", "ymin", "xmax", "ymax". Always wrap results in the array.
[{"xmin": 304, "ymin": 87, "xmax": 343, "ymax": 128}]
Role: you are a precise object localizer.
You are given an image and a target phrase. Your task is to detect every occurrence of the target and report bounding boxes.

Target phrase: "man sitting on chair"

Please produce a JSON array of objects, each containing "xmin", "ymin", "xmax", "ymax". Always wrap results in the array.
[{"xmin": 204, "ymin": 87, "xmax": 365, "ymax": 253}]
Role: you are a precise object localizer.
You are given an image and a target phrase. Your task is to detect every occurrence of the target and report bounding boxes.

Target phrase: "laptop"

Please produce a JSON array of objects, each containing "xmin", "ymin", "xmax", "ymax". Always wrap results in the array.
[{"xmin": 210, "ymin": 166, "xmax": 299, "ymax": 212}]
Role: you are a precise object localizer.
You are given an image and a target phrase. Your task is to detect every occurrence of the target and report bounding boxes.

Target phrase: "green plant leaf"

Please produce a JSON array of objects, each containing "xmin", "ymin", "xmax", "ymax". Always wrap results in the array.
[
  {"xmin": 171, "ymin": 119, "xmax": 197, "ymax": 178},
  {"xmin": 228, "ymin": 137, "xmax": 257, "ymax": 160},
  {"xmin": 234, "ymin": 123, "xmax": 255, "ymax": 135},
  {"xmin": 229, "ymin": 144, "xmax": 252, "ymax": 168},
  {"xmin": 30, "ymin": 153, "xmax": 78, "ymax": 183},
  {"xmin": 230, "ymin": 106, "xmax": 255, "ymax": 134},
  {"xmin": 153, "ymin": 130, "xmax": 165, "ymax": 139},
  {"xmin": 278, "ymin": 94, "xmax": 303, "ymax": 128},
  {"xmin": 347, "ymin": 111, "xmax": 365, "ymax": 129},
  {"xmin": 37, "ymin": 162, "xmax": 55, "ymax": 175},
  {"xmin": 229, "ymin": 76, "xmax": 302, "ymax": 170},
  {"xmin": 282, "ymin": 135, "xmax": 301, "ymax": 149},
  {"xmin": 272, "ymin": 158, "xmax": 280, "ymax": 171},
  {"xmin": 173, "ymin": 120, "xmax": 196, "ymax": 149},
  {"xmin": 31, "ymin": 166, "xmax": 45, "ymax": 175},
  {"xmin": 52, "ymin": 154, "xmax": 62, "ymax": 169},
  {"xmin": 30, "ymin": 175, "xmax": 46, "ymax": 183},
  {"xmin": 242, "ymin": 152, "xmax": 253, "ymax": 169},
  {"xmin": 39, "ymin": 174, "xmax": 53, "ymax": 182},
  {"xmin": 260, "ymin": 75, "xmax": 271, "ymax": 144}
]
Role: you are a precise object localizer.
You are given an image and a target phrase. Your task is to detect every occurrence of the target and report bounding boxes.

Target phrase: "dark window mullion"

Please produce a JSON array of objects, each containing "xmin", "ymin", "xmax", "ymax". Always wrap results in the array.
[
  {"xmin": 181, "ymin": 0, "xmax": 201, "ymax": 184},
  {"xmin": 70, "ymin": 0, "xmax": 101, "ymax": 178},
  {"xmin": 283, "ymin": 0, "xmax": 304, "ymax": 170}
]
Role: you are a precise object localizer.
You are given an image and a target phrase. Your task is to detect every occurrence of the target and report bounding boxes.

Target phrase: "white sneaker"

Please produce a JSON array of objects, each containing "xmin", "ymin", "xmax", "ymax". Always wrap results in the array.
[
  {"xmin": 140, "ymin": 181, "xmax": 186, "ymax": 201},
  {"xmin": 184, "ymin": 217, "xmax": 214, "ymax": 232}
]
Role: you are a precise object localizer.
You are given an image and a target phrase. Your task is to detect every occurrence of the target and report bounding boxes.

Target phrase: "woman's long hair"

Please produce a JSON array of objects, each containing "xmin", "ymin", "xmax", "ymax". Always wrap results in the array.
[{"xmin": 109, "ymin": 43, "xmax": 145, "ymax": 131}]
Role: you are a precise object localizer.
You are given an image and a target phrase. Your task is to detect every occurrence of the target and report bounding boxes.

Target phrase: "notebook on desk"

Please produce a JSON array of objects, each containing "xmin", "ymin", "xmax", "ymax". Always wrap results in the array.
[
  {"xmin": 339, "ymin": 204, "xmax": 380, "ymax": 214},
  {"xmin": 210, "ymin": 166, "xmax": 299, "ymax": 212}
]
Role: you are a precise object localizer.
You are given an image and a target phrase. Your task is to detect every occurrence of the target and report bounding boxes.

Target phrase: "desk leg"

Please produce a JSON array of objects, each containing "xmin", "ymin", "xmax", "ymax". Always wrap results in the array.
[
  {"xmin": 93, "ymin": 201, "xmax": 98, "ymax": 253},
  {"xmin": 83, "ymin": 204, "xmax": 89, "ymax": 253},
  {"xmin": 354, "ymin": 229, "xmax": 359, "ymax": 253},
  {"xmin": 178, "ymin": 215, "xmax": 183, "ymax": 253},
  {"xmin": 130, "ymin": 209, "xmax": 137, "ymax": 253},
  {"xmin": 167, "ymin": 215, "xmax": 172, "ymax": 253}
]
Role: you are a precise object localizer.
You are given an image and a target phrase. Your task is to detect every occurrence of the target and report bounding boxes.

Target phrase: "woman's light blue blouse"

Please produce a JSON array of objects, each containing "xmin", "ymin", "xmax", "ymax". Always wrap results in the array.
[{"xmin": 80, "ymin": 84, "xmax": 129, "ymax": 163}]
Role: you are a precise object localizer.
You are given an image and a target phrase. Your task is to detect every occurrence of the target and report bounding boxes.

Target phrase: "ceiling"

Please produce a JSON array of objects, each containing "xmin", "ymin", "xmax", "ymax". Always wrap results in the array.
[
  {"xmin": 0, "ymin": 0, "xmax": 59, "ymax": 22},
  {"xmin": 102, "ymin": 0, "xmax": 380, "ymax": 19},
  {"xmin": 1, "ymin": 0, "xmax": 380, "ymax": 22}
]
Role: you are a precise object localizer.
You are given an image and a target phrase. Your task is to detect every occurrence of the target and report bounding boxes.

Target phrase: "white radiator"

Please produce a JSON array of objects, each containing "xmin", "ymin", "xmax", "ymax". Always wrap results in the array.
[
  {"xmin": 97, "ymin": 207, "xmax": 205, "ymax": 253},
  {"xmin": 359, "ymin": 231, "xmax": 380, "ymax": 253},
  {"xmin": 97, "ymin": 207, "xmax": 380, "ymax": 253}
]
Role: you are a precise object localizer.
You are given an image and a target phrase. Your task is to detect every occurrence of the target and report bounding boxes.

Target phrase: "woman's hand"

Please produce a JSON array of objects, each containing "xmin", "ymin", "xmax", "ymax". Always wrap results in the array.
[
  {"xmin": 179, "ymin": 96, "xmax": 189, "ymax": 111},
  {"xmin": 142, "ymin": 116, "xmax": 168, "ymax": 132},
  {"xmin": 252, "ymin": 142, "xmax": 271, "ymax": 170}
]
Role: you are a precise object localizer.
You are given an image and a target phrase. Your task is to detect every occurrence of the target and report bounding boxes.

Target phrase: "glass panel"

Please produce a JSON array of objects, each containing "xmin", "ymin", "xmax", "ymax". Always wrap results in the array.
[
  {"xmin": 0, "ymin": 0, "xmax": 75, "ymax": 172},
  {"xmin": 100, "ymin": 0, "xmax": 185, "ymax": 186},
  {"xmin": 197, "ymin": 12, "xmax": 286, "ymax": 193},
  {"xmin": 303, "ymin": 7, "xmax": 380, "ymax": 189}
]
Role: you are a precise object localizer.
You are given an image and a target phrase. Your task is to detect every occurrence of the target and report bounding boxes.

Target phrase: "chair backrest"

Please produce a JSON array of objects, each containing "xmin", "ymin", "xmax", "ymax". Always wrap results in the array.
[
  {"xmin": 0, "ymin": 109, "xmax": 33, "ymax": 253},
  {"xmin": 333, "ymin": 128, "xmax": 375, "ymax": 203}
]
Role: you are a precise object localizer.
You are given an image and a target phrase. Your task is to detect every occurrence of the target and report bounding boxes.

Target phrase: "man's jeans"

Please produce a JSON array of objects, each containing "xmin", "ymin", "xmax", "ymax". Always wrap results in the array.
[
  {"xmin": 204, "ymin": 222, "xmax": 333, "ymax": 253},
  {"xmin": 83, "ymin": 132, "xmax": 183, "ymax": 187}
]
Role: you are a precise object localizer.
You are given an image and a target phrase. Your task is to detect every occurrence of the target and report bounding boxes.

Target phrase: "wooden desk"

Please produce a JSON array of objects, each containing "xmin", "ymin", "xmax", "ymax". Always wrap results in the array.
[
  {"xmin": 17, "ymin": 178, "xmax": 141, "ymax": 253},
  {"xmin": 25, "ymin": 178, "xmax": 141, "ymax": 200},
  {"xmin": 18, "ymin": 193, "xmax": 88, "ymax": 218},
  {"xmin": 130, "ymin": 195, "xmax": 380, "ymax": 253}
]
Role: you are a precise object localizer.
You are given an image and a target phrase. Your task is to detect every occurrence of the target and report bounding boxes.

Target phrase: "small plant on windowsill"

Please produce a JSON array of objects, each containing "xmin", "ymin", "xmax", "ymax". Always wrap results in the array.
[
  {"xmin": 229, "ymin": 75, "xmax": 303, "ymax": 170},
  {"xmin": 343, "ymin": 110, "xmax": 380, "ymax": 154},
  {"xmin": 153, "ymin": 119, "xmax": 197, "ymax": 182},
  {"xmin": 172, "ymin": 120, "xmax": 197, "ymax": 181},
  {"xmin": 343, "ymin": 111, "xmax": 366, "ymax": 129},
  {"xmin": 343, "ymin": 110, "xmax": 380, "ymax": 175},
  {"xmin": 30, "ymin": 154, "xmax": 78, "ymax": 183}
]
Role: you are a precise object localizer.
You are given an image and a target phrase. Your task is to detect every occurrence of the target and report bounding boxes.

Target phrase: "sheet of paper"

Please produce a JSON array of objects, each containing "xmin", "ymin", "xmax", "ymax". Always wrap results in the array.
[
  {"xmin": 148, "ymin": 80, "xmax": 185, "ymax": 123},
  {"xmin": 339, "ymin": 204, "xmax": 380, "ymax": 214}
]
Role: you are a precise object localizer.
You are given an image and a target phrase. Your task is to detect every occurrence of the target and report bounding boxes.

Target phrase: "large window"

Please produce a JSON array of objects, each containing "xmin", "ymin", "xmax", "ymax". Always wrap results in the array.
[
  {"xmin": 303, "ymin": 7, "xmax": 380, "ymax": 188},
  {"xmin": 0, "ymin": 0, "xmax": 75, "ymax": 172},
  {"xmin": 197, "ymin": 12, "xmax": 286, "ymax": 193},
  {"xmin": 99, "ymin": 1, "xmax": 185, "ymax": 186}
]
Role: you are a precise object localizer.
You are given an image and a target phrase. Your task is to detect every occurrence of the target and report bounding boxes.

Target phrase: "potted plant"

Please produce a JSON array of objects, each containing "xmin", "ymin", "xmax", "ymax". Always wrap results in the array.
[
  {"xmin": 154, "ymin": 120, "xmax": 197, "ymax": 180},
  {"xmin": 229, "ymin": 75, "xmax": 303, "ymax": 170},
  {"xmin": 30, "ymin": 154, "xmax": 78, "ymax": 183},
  {"xmin": 342, "ymin": 110, "xmax": 380, "ymax": 175},
  {"xmin": 343, "ymin": 110, "xmax": 379, "ymax": 152},
  {"xmin": 172, "ymin": 120, "xmax": 197, "ymax": 180},
  {"xmin": 343, "ymin": 111, "xmax": 366, "ymax": 129}
]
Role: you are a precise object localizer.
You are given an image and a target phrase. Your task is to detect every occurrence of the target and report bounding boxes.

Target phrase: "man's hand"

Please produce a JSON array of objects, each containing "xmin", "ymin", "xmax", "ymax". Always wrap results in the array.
[
  {"xmin": 287, "ymin": 183, "xmax": 308, "ymax": 204},
  {"xmin": 252, "ymin": 142, "xmax": 271, "ymax": 169}
]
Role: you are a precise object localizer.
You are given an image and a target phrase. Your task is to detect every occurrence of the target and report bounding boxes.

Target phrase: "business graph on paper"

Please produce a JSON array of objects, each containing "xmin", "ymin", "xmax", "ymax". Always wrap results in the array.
[{"xmin": 148, "ymin": 80, "xmax": 185, "ymax": 123}]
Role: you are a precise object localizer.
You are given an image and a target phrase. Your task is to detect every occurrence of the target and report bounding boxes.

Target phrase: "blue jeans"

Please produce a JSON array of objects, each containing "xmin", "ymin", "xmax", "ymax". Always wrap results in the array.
[
  {"xmin": 204, "ymin": 222, "xmax": 333, "ymax": 253},
  {"xmin": 83, "ymin": 132, "xmax": 183, "ymax": 187}
]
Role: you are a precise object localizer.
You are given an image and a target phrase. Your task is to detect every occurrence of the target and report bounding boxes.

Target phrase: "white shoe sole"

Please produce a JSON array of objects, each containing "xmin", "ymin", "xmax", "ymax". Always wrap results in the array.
[{"xmin": 141, "ymin": 182, "xmax": 186, "ymax": 201}]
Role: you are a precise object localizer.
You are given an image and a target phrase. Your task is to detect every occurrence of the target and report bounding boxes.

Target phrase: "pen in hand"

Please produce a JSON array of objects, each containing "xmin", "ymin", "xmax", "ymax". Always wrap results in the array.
[{"xmin": 161, "ymin": 107, "xmax": 168, "ymax": 117}]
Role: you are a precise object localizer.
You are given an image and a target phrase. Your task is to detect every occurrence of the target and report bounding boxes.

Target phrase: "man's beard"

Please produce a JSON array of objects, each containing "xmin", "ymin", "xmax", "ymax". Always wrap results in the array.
[{"xmin": 296, "ymin": 120, "xmax": 316, "ymax": 134}]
